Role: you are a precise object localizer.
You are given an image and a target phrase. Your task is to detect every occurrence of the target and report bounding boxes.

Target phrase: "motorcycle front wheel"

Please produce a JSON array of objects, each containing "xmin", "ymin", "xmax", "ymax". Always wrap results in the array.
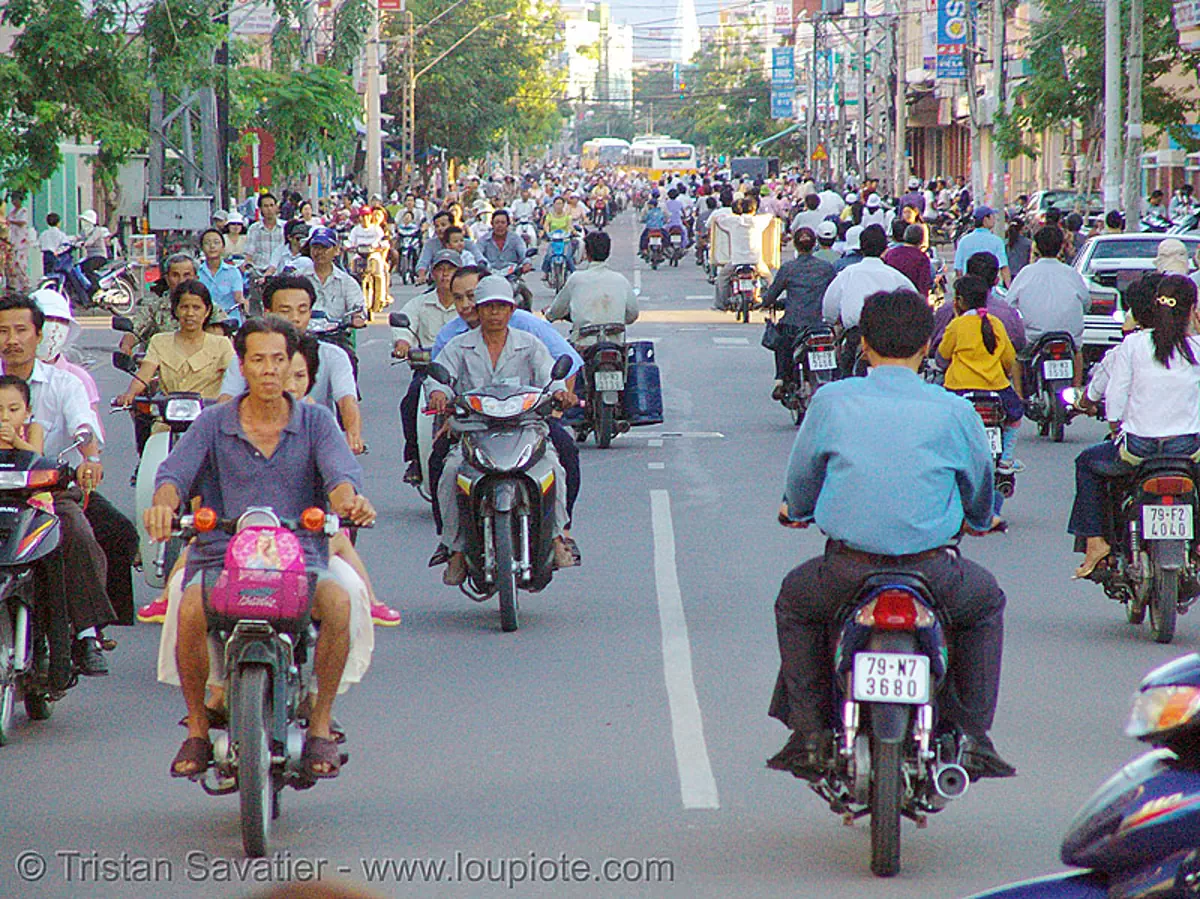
[
  {"xmin": 493, "ymin": 511, "xmax": 520, "ymax": 633},
  {"xmin": 0, "ymin": 607, "xmax": 15, "ymax": 745},
  {"xmin": 597, "ymin": 402, "xmax": 615, "ymax": 449},
  {"xmin": 102, "ymin": 276, "xmax": 139, "ymax": 316},
  {"xmin": 1150, "ymin": 566, "xmax": 1179, "ymax": 644},
  {"xmin": 236, "ymin": 663, "xmax": 273, "ymax": 857},
  {"xmin": 869, "ymin": 737, "xmax": 903, "ymax": 877}
]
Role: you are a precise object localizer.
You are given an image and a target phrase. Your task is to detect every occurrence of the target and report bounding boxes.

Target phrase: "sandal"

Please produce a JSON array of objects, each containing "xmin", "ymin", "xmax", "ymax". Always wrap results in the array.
[
  {"xmin": 302, "ymin": 735, "xmax": 342, "ymax": 779},
  {"xmin": 178, "ymin": 706, "xmax": 228, "ymax": 730},
  {"xmin": 170, "ymin": 736, "xmax": 212, "ymax": 778},
  {"xmin": 1073, "ymin": 552, "xmax": 1112, "ymax": 580}
]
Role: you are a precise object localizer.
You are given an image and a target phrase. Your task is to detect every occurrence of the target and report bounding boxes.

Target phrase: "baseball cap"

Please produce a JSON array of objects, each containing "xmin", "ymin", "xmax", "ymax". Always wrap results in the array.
[
  {"xmin": 844, "ymin": 225, "xmax": 864, "ymax": 252},
  {"xmin": 816, "ymin": 221, "xmax": 838, "ymax": 240},
  {"xmin": 865, "ymin": 194, "xmax": 881, "ymax": 209},
  {"xmin": 907, "ymin": 177, "xmax": 921, "ymax": 189},
  {"xmin": 844, "ymin": 192, "xmax": 858, "ymax": 204},
  {"xmin": 973, "ymin": 205, "xmax": 996, "ymax": 222},
  {"xmin": 474, "ymin": 274, "xmax": 516, "ymax": 306},
  {"xmin": 305, "ymin": 226, "xmax": 339, "ymax": 247},
  {"xmin": 431, "ymin": 249, "xmax": 463, "ymax": 269},
  {"xmin": 211, "ymin": 208, "xmax": 229, "ymax": 222},
  {"xmin": 226, "ymin": 211, "xmax": 245, "ymax": 226}
]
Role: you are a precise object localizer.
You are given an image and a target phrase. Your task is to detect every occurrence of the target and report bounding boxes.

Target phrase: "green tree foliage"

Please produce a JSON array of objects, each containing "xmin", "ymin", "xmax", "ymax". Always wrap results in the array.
[
  {"xmin": 0, "ymin": 0, "xmax": 147, "ymax": 193},
  {"xmin": 678, "ymin": 35, "xmax": 787, "ymax": 155},
  {"xmin": 386, "ymin": 0, "xmax": 564, "ymax": 161},
  {"xmin": 1010, "ymin": 0, "xmax": 1195, "ymax": 159},
  {"xmin": 231, "ymin": 66, "xmax": 361, "ymax": 180}
]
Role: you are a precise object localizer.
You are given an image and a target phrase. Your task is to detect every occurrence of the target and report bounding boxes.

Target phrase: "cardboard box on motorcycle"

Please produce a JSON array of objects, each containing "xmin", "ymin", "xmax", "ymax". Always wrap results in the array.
[{"xmin": 708, "ymin": 213, "xmax": 781, "ymax": 271}]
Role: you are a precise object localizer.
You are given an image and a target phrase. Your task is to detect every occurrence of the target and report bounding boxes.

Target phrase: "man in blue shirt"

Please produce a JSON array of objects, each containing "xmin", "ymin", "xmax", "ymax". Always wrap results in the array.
[
  {"xmin": 767, "ymin": 288, "xmax": 1015, "ymax": 782},
  {"xmin": 953, "ymin": 206, "xmax": 1012, "ymax": 287}
]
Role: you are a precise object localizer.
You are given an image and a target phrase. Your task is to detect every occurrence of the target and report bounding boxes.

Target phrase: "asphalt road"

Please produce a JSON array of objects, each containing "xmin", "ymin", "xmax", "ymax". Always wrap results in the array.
[{"xmin": 0, "ymin": 215, "xmax": 1188, "ymax": 899}]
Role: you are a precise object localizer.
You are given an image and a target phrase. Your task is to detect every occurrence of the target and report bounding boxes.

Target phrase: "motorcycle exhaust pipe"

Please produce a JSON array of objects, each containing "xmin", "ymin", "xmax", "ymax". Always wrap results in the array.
[{"xmin": 933, "ymin": 762, "xmax": 970, "ymax": 800}]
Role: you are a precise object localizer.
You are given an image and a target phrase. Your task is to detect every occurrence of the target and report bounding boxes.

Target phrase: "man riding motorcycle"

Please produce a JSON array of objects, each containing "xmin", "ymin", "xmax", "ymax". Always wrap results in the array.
[
  {"xmin": 544, "ymin": 231, "xmax": 639, "ymax": 342},
  {"xmin": 767, "ymin": 288, "xmax": 1015, "ymax": 783}
]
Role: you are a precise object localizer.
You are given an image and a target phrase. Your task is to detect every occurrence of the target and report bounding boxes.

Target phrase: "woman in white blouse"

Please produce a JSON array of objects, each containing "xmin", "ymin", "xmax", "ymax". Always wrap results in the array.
[{"xmin": 1070, "ymin": 274, "xmax": 1200, "ymax": 576}]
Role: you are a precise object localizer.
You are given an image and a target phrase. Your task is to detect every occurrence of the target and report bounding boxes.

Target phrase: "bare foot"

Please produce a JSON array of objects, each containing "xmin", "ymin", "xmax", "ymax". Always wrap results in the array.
[{"xmin": 1073, "ymin": 537, "xmax": 1111, "ymax": 579}]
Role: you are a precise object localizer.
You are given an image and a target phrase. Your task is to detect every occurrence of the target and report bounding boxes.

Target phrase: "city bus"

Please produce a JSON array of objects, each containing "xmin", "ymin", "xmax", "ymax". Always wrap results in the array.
[
  {"xmin": 626, "ymin": 140, "xmax": 698, "ymax": 180},
  {"xmin": 581, "ymin": 138, "xmax": 631, "ymax": 171}
]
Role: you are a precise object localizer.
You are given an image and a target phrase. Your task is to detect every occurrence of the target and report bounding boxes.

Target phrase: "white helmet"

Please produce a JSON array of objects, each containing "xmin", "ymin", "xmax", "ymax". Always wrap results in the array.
[
  {"xmin": 907, "ymin": 177, "xmax": 921, "ymax": 190},
  {"xmin": 78, "ymin": 209, "xmax": 99, "ymax": 226}
]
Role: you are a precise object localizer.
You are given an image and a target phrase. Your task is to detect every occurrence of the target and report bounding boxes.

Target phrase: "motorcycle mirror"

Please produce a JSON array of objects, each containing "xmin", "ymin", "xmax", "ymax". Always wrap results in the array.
[
  {"xmin": 111, "ymin": 351, "xmax": 138, "ymax": 375},
  {"xmin": 389, "ymin": 312, "xmax": 411, "ymax": 329},
  {"xmin": 550, "ymin": 354, "xmax": 573, "ymax": 382},
  {"xmin": 425, "ymin": 361, "xmax": 454, "ymax": 387},
  {"xmin": 111, "ymin": 315, "xmax": 135, "ymax": 334},
  {"xmin": 525, "ymin": 247, "xmax": 538, "ymax": 258},
  {"xmin": 1112, "ymin": 307, "xmax": 1127, "ymax": 324}
]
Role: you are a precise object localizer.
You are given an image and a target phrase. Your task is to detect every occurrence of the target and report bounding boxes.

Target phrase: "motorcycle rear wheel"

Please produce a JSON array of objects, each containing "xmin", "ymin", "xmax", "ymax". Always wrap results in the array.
[
  {"xmin": 597, "ymin": 403, "xmax": 615, "ymax": 449},
  {"xmin": 102, "ymin": 277, "xmax": 139, "ymax": 316},
  {"xmin": 1051, "ymin": 392, "xmax": 1066, "ymax": 443},
  {"xmin": 494, "ymin": 511, "xmax": 520, "ymax": 633},
  {"xmin": 1150, "ymin": 567, "xmax": 1179, "ymax": 644},
  {"xmin": 236, "ymin": 664, "xmax": 273, "ymax": 857},
  {"xmin": 869, "ymin": 737, "xmax": 903, "ymax": 878}
]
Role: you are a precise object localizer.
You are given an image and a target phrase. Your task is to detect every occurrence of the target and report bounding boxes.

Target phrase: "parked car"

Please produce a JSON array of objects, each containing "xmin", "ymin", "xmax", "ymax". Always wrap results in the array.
[
  {"xmin": 1073, "ymin": 233, "xmax": 1200, "ymax": 365},
  {"xmin": 1024, "ymin": 190, "xmax": 1103, "ymax": 230}
]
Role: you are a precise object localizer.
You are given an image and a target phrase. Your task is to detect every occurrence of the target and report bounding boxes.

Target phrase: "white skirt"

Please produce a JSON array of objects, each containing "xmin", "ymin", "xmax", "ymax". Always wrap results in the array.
[{"xmin": 156, "ymin": 556, "xmax": 375, "ymax": 696}]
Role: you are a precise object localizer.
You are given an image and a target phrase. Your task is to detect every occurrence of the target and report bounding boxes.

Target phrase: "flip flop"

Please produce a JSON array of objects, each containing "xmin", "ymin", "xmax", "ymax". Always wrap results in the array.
[
  {"xmin": 302, "ymin": 735, "xmax": 342, "ymax": 780},
  {"xmin": 170, "ymin": 736, "xmax": 212, "ymax": 778},
  {"xmin": 178, "ymin": 706, "xmax": 228, "ymax": 730},
  {"xmin": 1073, "ymin": 553, "xmax": 1112, "ymax": 580}
]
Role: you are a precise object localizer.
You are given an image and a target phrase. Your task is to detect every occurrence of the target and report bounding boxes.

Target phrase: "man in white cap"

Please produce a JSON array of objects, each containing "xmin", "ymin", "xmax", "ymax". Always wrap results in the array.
[
  {"xmin": 860, "ymin": 193, "xmax": 890, "ymax": 230},
  {"xmin": 427, "ymin": 275, "xmax": 575, "ymax": 584},
  {"xmin": 834, "ymin": 225, "xmax": 865, "ymax": 272},
  {"xmin": 814, "ymin": 221, "xmax": 840, "ymax": 265}
]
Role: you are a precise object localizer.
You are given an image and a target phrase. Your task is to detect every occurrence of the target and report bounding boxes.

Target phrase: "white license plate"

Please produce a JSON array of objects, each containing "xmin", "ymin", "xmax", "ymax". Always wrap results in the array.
[
  {"xmin": 650, "ymin": 237, "xmax": 662, "ymax": 246},
  {"xmin": 1043, "ymin": 359, "xmax": 1074, "ymax": 380},
  {"xmin": 808, "ymin": 350, "xmax": 837, "ymax": 370},
  {"xmin": 594, "ymin": 371, "xmax": 624, "ymax": 392},
  {"xmin": 671, "ymin": 235, "xmax": 682, "ymax": 245},
  {"xmin": 987, "ymin": 426, "xmax": 1003, "ymax": 456},
  {"xmin": 1143, "ymin": 504, "xmax": 1194, "ymax": 540},
  {"xmin": 852, "ymin": 653, "xmax": 930, "ymax": 704},
  {"xmin": 738, "ymin": 279, "xmax": 755, "ymax": 292}
]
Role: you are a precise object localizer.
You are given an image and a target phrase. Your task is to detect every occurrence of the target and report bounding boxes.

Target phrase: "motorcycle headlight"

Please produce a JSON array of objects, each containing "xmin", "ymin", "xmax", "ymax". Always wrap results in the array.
[
  {"xmin": 165, "ymin": 397, "xmax": 203, "ymax": 424},
  {"xmin": 1126, "ymin": 686, "xmax": 1200, "ymax": 739}
]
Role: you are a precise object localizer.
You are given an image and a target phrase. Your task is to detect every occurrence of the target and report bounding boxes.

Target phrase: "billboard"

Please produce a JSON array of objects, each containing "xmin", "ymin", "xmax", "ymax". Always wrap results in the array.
[{"xmin": 936, "ymin": 0, "xmax": 967, "ymax": 79}]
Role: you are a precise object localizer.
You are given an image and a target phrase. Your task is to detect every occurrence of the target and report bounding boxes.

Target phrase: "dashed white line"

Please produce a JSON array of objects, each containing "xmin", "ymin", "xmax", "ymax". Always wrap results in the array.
[
  {"xmin": 712, "ymin": 337, "xmax": 749, "ymax": 346},
  {"xmin": 648, "ymin": 438, "xmax": 664, "ymax": 447},
  {"xmin": 648, "ymin": 462, "xmax": 665, "ymax": 470},
  {"xmin": 649, "ymin": 490, "xmax": 720, "ymax": 810},
  {"xmin": 633, "ymin": 269, "xmax": 642, "ymax": 292}
]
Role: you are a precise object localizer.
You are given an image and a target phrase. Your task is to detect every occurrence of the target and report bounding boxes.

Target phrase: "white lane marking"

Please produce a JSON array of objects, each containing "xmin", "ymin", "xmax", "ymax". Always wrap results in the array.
[
  {"xmin": 648, "ymin": 462, "xmax": 665, "ymax": 470},
  {"xmin": 685, "ymin": 294, "xmax": 711, "ymax": 300},
  {"xmin": 650, "ymin": 490, "xmax": 720, "ymax": 810},
  {"xmin": 648, "ymin": 438, "xmax": 664, "ymax": 447},
  {"xmin": 713, "ymin": 337, "xmax": 749, "ymax": 346},
  {"xmin": 639, "ymin": 431, "xmax": 725, "ymax": 440},
  {"xmin": 633, "ymin": 269, "xmax": 642, "ymax": 292}
]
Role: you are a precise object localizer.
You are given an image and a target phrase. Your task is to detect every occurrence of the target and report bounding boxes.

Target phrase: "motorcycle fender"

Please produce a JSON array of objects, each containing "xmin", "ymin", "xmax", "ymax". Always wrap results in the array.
[
  {"xmin": 1150, "ymin": 539, "xmax": 1187, "ymax": 571},
  {"xmin": 602, "ymin": 391, "xmax": 619, "ymax": 405},
  {"xmin": 137, "ymin": 431, "xmax": 173, "ymax": 587},
  {"xmin": 229, "ymin": 639, "xmax": 278, "ymax": 670},
  {"xmin": 866, "ymin": 630, "xmax": 917, "ymax": 744},
  {"xmin": 490, "ymin": 480, "xmax": 520, "ymax": 513},
  {"xmin": 962, "ymin": 870, "xmax": 1108, "ymax": 899}
]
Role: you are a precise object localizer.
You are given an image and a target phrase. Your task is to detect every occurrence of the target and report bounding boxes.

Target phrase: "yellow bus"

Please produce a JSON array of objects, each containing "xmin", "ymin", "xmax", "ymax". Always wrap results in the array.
[
  {"xmin": 581, "ymin": 138, "xmax": 631, "ymax": 171},
  {"xmin": 626, "ymin": 140, "xmax": 698, "ymax": 180}
]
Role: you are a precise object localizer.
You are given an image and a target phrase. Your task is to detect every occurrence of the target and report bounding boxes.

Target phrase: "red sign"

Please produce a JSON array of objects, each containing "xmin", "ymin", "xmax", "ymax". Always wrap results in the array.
[
  {"xmin": 378, "ymin": 0, "xmax": 401, "ymax": 9},
  {"xmin": 239, "ymin": 128, "xmax": 276, "ymax": 191}
]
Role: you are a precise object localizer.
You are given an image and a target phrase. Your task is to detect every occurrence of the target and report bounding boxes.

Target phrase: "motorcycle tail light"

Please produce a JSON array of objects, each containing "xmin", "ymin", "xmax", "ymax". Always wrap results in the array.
[
  {"xmin": 301, "ymin": 507, "xmax": 326, "ymax": 532},
  {"xmin": 194, "ymin": 507, "xmax": 218, "ymax": 532},
  {"xmin": 597, "ymin": 350, "xmax": 622, "ymax": 366},
  {"xmin": 27, "ymin": 469, "xmax": 59, "ymax": 489},
  {"xmin": 1089, "ymin": 295, "xmax": 1116, "ymax": 315},
  {"xmin": 1143, "ymin": 476, "xmax": 1194, "ymax": 496},
  {"xmin": 855, "ymin": 589, "xmax": 935, "ymax": 630},
  {"xmin": 1046, "ymin": 342, "xmax": 1071, "ymax": 358},
  {"xmin": 974, "ymin": 404, "xmax": 1003, "ymax": 426},
  {"xmin": 1127, "ymin": 685, "xmax": 1200, "ymax": 738}
]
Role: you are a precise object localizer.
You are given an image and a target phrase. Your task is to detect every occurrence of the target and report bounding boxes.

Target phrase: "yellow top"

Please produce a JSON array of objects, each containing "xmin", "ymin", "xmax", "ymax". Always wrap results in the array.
[
  {"xmin": 939, "ymin": 310, "xmax": 1016, "ymax": 391},
  {"xmin": 146, "ymin": 330, "xmax": 235, "ymax": 398}
]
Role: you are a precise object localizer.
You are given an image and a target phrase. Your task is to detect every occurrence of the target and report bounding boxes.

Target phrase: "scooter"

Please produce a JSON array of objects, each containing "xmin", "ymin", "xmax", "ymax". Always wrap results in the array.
[
  {"xmin": 574, "ymin": 323, "xmax": 630, "ymax": 449},
  {"xmin": 961, "ymin": 390, "xmax": 1016, "ymax": 502},
  {"xmin": 40, "ymin": 247, "xmax": 138, "ymax": 316},
  {"xmin": 590, "ymin": 197, "xmax": 608, "ymax": 230},
  {"xmin": 772, "ymin": 321, "xmax": 841, "ymax": 427},
  {"xmin": 0, "ymin": 431, "xmax": 94, "ymax": 745},
  {"xmin": 426, "ymin": 355, "xmax": 573, "ymax": 632},
  {"xmin": 1022, "ymin": 332, "xmax": 1078, "ymax": 443},
  {"xmin": 968, "ymin": 653, "xmax": 1200, "ymax": 898},
  {"xmin": 546, "ymin": 230, "xmax": 571, "ymax": 292},
  {"xmin": 494, "ymin": 248, "xmax": 538, "ymax": 311},
  {"xmin": 731, "ymin": 264, "xmax": 762, "ymax": 324},
  {"xmin": 169, "ymin": 506, "xmax": 362, "ymax": 858},
  {"xmin": 389, "ymin": 312, "xmax": 436, "ymax": 504},
  {"xmin": 646, "ymin": 229, "xmax": 666, "ymax": 270},
  {"xmin": 516, "ymin": 218, "xmax": 538, "ymax": 249},
  {"xmin": 395, "ymin": 227, "xmax": 422, "ymax": 286},
  {"xmin": 667, "ymin": 226, "xmax": 686, "ymax": 267}
]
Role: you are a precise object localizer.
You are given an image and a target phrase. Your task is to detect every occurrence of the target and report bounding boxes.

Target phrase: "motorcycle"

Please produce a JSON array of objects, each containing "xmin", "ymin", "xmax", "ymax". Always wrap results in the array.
[
  {"xmin": 515, "ymin": 218, "xmax": 538, "ymax": 250},
  {"xmin": 1066, "ymin": 391, "xmax": 1199, "ymax": 644},
  {"xmin": 1022, "ymin": 332, "xmax": 1078, "ymax": 442},
  {"xmin": 389, "ymin": 312, "xmax": 436, "ymax": 503},
  {"xmin": 667, "ymin": 226, "xmax": 686, "ymax": 267},
  {"xmin": 494, "ymin": 248, "xmax": 538, "ymax": 312},
  {"xmin": 425, "ymin": 354, "xmax": 573, "ymax": 632},
  {"xmin": 574, "ymin": 323, "xmax": 630, "ymax": 449},
  {"xmin": 590, "ymin": 197, "xmax": 608, "ymax": 230},
  {"xmin": 546, "ymin": 230, "xmax": 571, "ymax": 292},
  {"xmin": 395, "ymin": 227, "xmax": 422, "ymax": 286},
  {"xmin": 348, "ymin": 244, "xmax": 389, "ymax": 318},
  {"xmin": 169, "ymin": 506, "xmax": 361, "ymax": 857},
  {"xmin": 0, "ymin": 430, "xmax": 95, "ymax": 745},
  {"xmin": 646, "ymin": 229, "xmax": 667, "ymax": 271},
  {"xmin": 961, "ymin": 390, "xmax": 1016, "ymax": 502},
  {"xmin": 40, "ymin": 247, "xmax": 138, "ymax": 316},
  {"xmin": 773, "ymin": 321, "xmax": 841, "ymax": 427},
  {"xmin": 731, "ymin": 264, "xmax": 762, "ymax": 324},
  {"xmin": 804, "ymin": 567, "xmax": 971, "ymax": 877},
  {"xmin": 309, "ymin": 311, "xmax": 362, "ymax": 385},
  {"xmin": 968, "ymin": 653, "xmax": 1200, "ymax": 898}
]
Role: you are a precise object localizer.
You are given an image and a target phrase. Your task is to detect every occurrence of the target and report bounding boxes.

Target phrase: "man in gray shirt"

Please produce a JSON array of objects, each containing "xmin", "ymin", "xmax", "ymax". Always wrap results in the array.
[{"xmin": 149, "ymin": 317, "xmax": 375, "ymax": 780}]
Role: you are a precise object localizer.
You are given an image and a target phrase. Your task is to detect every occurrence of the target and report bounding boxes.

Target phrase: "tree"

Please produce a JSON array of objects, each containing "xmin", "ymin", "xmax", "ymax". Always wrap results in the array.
[
  {"xmin": 0, "ymin": 0, "xmax": 147, "ymax": 195},
  {"xmin": 1008, "ymin": 0, "xmax": 1196, "ymax": 173},
  {"xmin": 385, "ymin": 0, "xmax": 564, "ymax": 162}
]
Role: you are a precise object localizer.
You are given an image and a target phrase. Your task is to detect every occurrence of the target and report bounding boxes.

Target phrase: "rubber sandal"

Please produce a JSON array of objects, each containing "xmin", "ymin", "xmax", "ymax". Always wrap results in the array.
[
  {"xmin": 178, "ymin": 706, "xmax": 228, "ymax": 730},
  {"xmin": 170, "ymin": 736, "xmax": 212, "ymax": 778},
  {"xmin": 302, "ymin": 735, "xmax": 342, "ymax": 779}
]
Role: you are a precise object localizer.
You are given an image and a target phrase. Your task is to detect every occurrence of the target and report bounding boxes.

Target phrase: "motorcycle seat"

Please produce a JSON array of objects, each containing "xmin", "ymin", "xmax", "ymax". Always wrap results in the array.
[{"xmin": 1130, "ymin": 455, "xmax": 1199, "ymax": 475}]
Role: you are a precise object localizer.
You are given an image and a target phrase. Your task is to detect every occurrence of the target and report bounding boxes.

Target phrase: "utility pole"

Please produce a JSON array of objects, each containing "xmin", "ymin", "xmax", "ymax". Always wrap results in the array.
[
  {"xmin": 366, "ymin": 6, "xmax": 382, "ymax": 197},
  {"xmin": 405, "ymin": 8, "xmax": 415, "ymax": 188},
  {"xmin": 1123, "ymin": 0, "xmax": 1144, "ymax": 230},
  {"xmin": 987, "ymin": 0, "xmax": 1007, "ymax": 217},
  {"xmin": 893, "ymin": 0, "xmax": 907, "ymax": 193},
  {"xmin": 808, "ymin": 15, "xmax": 820, "ymax": 169},
  {"xmin": 858, "ymin": 15, "xmax": 868, "ymax": 177},
  {"xmin": 964, "ymin": 1, "xmax": 983, "ymax": 205},
  {"xmin": 1103, "ymin": 0, "xmax": 1121, "ymax": 211}
]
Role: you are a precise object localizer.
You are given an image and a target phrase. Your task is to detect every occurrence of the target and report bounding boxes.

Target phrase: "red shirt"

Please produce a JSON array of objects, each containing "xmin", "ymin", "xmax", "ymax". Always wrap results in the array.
[{"xmin": 882, "ymin": 245, "xmax": 933, "ymax": 300}]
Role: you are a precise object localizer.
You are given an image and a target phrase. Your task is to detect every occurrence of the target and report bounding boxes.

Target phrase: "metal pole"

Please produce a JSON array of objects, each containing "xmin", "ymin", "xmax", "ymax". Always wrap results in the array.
[
  {"xmin": 1103, "ymin": 0, "xmax": 1121, "ymax": 211},
  {"xmin": 808, "ymin": 16, "xmax": 819, "ymax": 169},
  {"xmin": 1123, "ymin": 0, "xmax": 1143, "ymax": 229},
  {"xmin": 406, "ymin": 9, "xmax": 416, "ymax": 189},
  {"xmin": 366, "ymin": 7, "xmax": 382, "ymax": 197},
  {"xmin": 858, "ymin": 16, "xmax": 868, "ymax": 177},
  {"xmin": 988, "ymin": 0, "xmax": 1006, "ymax": 216},
  {"xmin": 893, "ymin": 0, "xmax": 907, "ymax": 193}
]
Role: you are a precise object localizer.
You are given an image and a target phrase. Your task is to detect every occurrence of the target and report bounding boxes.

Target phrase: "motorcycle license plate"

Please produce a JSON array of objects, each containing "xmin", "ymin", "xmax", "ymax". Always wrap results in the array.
[
  {"xmin": 808, "ymin": 350, "xmax": 837, "ymax": 371},
  {"xmin": 594, "ymin": 371, "xmax": 624, "ymax": 392},
  {"xmin": 650, "ymin": 237, "xmax": 662, "ymax": 247},
  {"xmin": 1043, "ymin": 359, "xmax": 1074, "ymax": 380},
  {"xmin": 853, "ymin": 652, "xmax": 930, "ymax": 704},
  {"xmin": 1143, "ymin": 505, "xmax": 1194, "ymax": 540},
  {"xmin": 986, "ymin": 426, "xmax": 1003, "ymax": 456},
  {"xmin": 738, "ymin": 279, "xmax": 755, "ymax": 292},
  {"xmin": 671, "ymin": 235, "xmax": 682, "ymax": 245}
]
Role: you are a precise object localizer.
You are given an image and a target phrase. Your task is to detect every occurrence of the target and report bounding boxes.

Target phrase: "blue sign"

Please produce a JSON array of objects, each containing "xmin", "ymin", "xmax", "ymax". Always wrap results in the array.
[
  {"xmin": 770, "ymin": 91, "xmax": 795, "ymax": 120},
  {"xmin": 937, "ymin": 0, "xmax": 968, "ymax": 44},
  {"xmin": 771, "ymin": 47, "xmax": 795, "ymax": 89},
  {"xmin": 936, "ymin": 46, "xmax": 965, "ymax": 79}
]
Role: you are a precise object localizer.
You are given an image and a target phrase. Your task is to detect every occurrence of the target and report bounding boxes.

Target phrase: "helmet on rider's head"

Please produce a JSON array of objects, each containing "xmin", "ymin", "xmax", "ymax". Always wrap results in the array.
[{"xmin": 908, "ymin": 177, "xmax": 922, "ymax": 190}]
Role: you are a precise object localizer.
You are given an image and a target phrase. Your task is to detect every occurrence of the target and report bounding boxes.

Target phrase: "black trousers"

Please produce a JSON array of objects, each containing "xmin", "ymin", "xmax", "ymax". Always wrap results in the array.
[
  {"xmin": 83, "ymin": 492, "xmax": 139, "ymax": 626},
  {"xmin": 35, "ymin": 492, "xmax": 115, "ymax": 636},
  {"xmin": 429, "ymin": 418, "xmax": 581, "ymax": 535},
  {"xmin": 400, "ymin": 371, "xmax": 427, "ymax": 463},
  {"xmin": 773, "ymin": 325, "xmax": 799, "ymax": 382},
  {"xmin": 768, "ymin": 540, "xmax": 1006, "ymax": 739}
]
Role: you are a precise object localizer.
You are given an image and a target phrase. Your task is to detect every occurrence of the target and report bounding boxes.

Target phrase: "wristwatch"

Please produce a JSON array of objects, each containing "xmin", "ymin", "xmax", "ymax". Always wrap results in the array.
[{"xmin": 84, "ymin": 455, "xmax": 101, "ymax": 463}]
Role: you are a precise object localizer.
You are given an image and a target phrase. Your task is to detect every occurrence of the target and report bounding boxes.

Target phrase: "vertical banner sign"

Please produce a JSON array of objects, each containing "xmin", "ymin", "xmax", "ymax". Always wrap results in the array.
[
  {"xmin": 771, "ymin": 47, "xmax": 796, "ymax": 120},
  {"xmin": 936, "ymin": 0, "xmax": 967, "ymax": 79},
  {"xmin": 1175, "ymin": 0, "xmax": 1200, "ymax": 49},
  {"xmin": 775, "ymin": 1, "xmax": 793, "ymax": 33},
  {"xmin": 771, "ymin": 92, "xmax": 795, "ymax": 119}
]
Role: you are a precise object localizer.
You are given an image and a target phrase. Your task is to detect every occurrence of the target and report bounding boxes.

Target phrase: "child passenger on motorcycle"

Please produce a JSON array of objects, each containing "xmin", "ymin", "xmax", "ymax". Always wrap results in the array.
[
  {"xmin": 0, "ymin": 375, "xmax": 43, "ymax": 453},
  {"xmin": 639, "ymin": 200, "xmax": 667, "ymax": 256},
  {"xmin": 443, "ymin": 226, "xmax": 477, "ymax": 267},
  {"xmin": 938, "ymin": 275, "xmax": 1023, "ymax": 510}
]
